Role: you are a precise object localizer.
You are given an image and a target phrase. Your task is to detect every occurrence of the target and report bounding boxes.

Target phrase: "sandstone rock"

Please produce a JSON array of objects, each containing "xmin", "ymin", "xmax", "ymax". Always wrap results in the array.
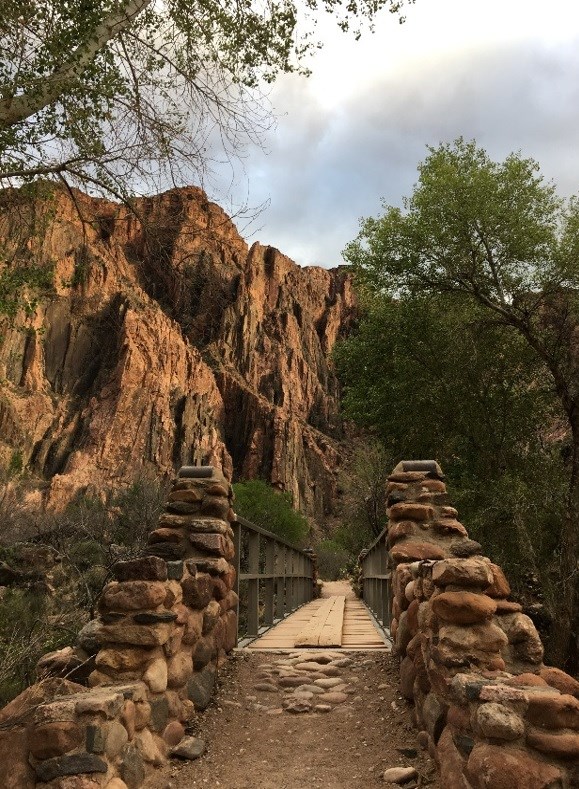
[
  {"xmin": 540, "ymin": 666, "xmax": 579, "ymax": 698},
  {"xmin": 99, "ymin": 620, "xmax": 173, "ymax": 647},
  {"xmin": 475, "ymin": 702, "xmax": 524, "ymax": 741},
  {"xmin": 162, "ymin": 720, "xmax": 185, "ymax": 747},
  {"xmin": 112, "ymin": 557, "xmax": 168, "ymax": 582},
  {"xmin": 465, "ymin": 742, "xmax": 563, "ymax": 788},
  {"xmin": 181, "ymin": 574, "xmax": 214, "ymax": 609},
  {"xmin": 74, "ymin": 688, "xmax": 125, "ymax": 718},
  {"xmin": 29, "ymin": 721, "xmax": 82, "ymax": 759},
  {"xmin": 433, "ymin": 518, "xmax": 468, "ymax": 537},
  {"xmin": 104, "ymin": 720, "xmax": 129, "ymax": 759},
  {"xmin": 400, "ymin": 656, "xmax": 417, "ymax": 700},
  {"xmin": 105, "ymin": 780, "xmax": 129, "ymax": 789},
  {"xmin": 96, "ymin": 647, "xmax": 157, "ymax": 674},
  {"xmin": 189, "ymin": 532, "xmax": 234, "ymax": 558},
  {"xmin": 99, "ymin": 581, "xmax": 167, "ymax": 611},
  {"xmin": 143, "ymin": 657, "xmax": 168, "ymax": 693},
  {"xmin": 182, "ymin": 609, "xmax": 204, "ymax": 646},
  {"xmin": 435, "ymin": 622, "xmax": 508, "ymax": 667},
  {"xmin": 526, "ymin": 726, "xmax": 579, "ymax": 758},
  {"xmin": 435, "ymin": 727, "xmax": 470, "ymax": 789},
  {"xmin": 505, "ymin": 673, "xmax": 548, "ymax": 689},
  {"xmin": 122, "ymin": 699, "xmax": 136, "ymax": 740},
  {"xmin": 526, "ymin": 691, "xmax": 579, "ymax": 730},
  {"xmin": 432, "ymin": 558, "xmax": 493, "ymax": 589},
  {"xmin": 382, "ymin": 766, "xmax": 418, "ymax": 784},
  {"xmin": 392, "ymin": 542, "xmax": 447, "ymax": 563},
  {"xmin": 496, "ymin": 613, "xmax": 544, "ymax": 664},
  {"xmin": 319, "ymin": 691, "xmax": 348, "ymax": 704},
  {"xmin": 484, "ymin": 564, "xmax": 511, "ymax": 598},
  {"xmin": 388, "ymin": 502, "xmax": 434, "ymax": 521},
  {"xmin": 432, "ymin": 591, "xmax": 497, "ymax": 625},
  {"xmin": 450, "ymin": 540, "xmax": 483, "ymax": 558},
  {"xmin": 422, "ymin": 692, "xmax": 446, "ymax": 743},
  {"xmin": 202, "ymin": 599, "xmax": 221, "ymax": 635},
  {"xmin": 388, "ymin": 521, "xmax": 416, "ymax": 544},
  {"xmin": 494, "ymin": 600, "xmax": 523, "ymax": 614},
  {"xmin": 313, "ymin": 677, "xmax": 344, "ymax": 689},
  {"xmin": 314, "ymin": 703, "xmax": 332, "ymax": 713},
  {"xmin": 134, "ymin": 701, "xmax": 151, "ymax": 730},
  {"xmin": 167, "ymin": 651, "xmax": 193, "ymax": 688}
]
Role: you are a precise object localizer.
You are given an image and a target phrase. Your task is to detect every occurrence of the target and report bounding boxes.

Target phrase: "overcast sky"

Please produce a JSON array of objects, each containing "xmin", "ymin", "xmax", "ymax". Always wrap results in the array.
[{"xmin": 206, "ymin": 0, "xmax": 579, "ymax": 268}]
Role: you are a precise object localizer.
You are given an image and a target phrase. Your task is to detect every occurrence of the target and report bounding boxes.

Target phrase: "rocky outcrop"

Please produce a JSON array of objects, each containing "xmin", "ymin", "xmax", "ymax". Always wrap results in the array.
[{"xmin": 0, "ymin": 186, "xmax": 355, "ymax": 518}]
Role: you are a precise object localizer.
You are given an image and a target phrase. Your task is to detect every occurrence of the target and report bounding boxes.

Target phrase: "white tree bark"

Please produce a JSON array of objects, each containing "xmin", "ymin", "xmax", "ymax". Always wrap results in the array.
[{"xmin": 0, "ymin": 0, "xmax": 153, "ymax": 128}]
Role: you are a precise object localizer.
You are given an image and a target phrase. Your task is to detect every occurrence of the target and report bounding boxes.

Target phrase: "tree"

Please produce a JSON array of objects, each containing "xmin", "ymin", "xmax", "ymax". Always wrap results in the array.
[
  {"xmin": 343, "ymin": 139, "xmax": 579, "ymax": 668},
  {"xmin": 0, "ymin": 0, "xmax": 408, "ymax": 199},
  {"xmin": 335, "ymin": 291, "xmax": 566, "ymax": 618},
  {"xmin": 232, "ymin": 479, "xmax": 310, "ymax": 545}
]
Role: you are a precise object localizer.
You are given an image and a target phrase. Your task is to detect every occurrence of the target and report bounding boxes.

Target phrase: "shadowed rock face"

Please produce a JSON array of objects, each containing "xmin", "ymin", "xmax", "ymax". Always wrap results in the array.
[{"xmin": 0, "ymin": 186, "xmax": 356, "ymax": 520}]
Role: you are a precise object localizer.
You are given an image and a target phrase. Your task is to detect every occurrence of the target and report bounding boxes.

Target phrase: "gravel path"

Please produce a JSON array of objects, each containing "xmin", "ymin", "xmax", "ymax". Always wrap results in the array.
[{"xmin": 149, "ymin": 647, "xmax": 441, "ymax": 789}]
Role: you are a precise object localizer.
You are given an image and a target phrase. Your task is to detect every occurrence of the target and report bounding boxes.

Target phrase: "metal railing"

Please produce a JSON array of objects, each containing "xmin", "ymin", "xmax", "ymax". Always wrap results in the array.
[
  {"xmin": 232, "ymin": 516, "xmax": 315, "ymax": 642},
  {"xmin": 359, "ymin": 528, "xmax": 391, "ymax": 630}
]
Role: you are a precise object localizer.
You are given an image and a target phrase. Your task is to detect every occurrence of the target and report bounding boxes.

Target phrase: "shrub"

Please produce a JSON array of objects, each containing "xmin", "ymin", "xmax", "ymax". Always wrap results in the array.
[
  {"xmin": 316, "ymin": 539, "xmax": 350, "ymax": 581},
  {"xmin": 232, "ymin": 479, "xmax": 310, "ymax": 546}
]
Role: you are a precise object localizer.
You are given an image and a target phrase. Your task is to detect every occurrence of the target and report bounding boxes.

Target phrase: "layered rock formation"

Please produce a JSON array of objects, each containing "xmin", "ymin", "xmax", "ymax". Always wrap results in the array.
[{"xmin": 0, "ymin": 186, "xmax": 355, "ymax": 518}]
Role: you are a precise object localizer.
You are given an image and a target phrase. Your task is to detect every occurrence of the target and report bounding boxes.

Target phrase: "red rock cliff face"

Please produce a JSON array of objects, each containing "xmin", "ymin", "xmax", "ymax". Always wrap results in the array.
[{"xmin": 0, "ymin": 186, "xmax": 356, "ymax": 520}]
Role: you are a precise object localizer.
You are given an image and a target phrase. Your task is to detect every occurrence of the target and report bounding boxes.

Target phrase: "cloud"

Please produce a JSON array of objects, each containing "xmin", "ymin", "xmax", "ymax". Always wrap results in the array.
[{"xmin": 204, "ymin": 11, "xmax": 579, "ymax": 268}]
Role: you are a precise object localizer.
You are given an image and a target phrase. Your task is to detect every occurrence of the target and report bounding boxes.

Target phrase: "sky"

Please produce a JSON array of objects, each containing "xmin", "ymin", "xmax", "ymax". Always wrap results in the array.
[{"xmin": 206, "ymin": 0, "xmax": 579, "ymax": 268}]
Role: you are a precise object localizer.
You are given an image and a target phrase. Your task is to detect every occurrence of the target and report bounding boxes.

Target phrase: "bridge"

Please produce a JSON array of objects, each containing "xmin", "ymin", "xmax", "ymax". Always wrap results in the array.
[
  {"xmin": 1, "ymin": 462, "xmax": 576, "ymax": 789},
  {"xmin": 232, "ymin": 514, "xmax": 390, "ymax": 651}
]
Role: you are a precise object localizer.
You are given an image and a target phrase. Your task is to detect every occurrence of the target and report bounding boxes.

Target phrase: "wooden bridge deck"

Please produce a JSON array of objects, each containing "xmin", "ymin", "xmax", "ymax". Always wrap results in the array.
[{"xmin": 247, "ymin": 581, "xmax": 390, "ymax": 651}]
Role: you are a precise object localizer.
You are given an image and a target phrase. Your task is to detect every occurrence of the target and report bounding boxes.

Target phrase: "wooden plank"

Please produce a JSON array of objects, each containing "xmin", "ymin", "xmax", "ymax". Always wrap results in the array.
[
  {"xmin": 318, "ymin": 595, "xmax": 345, "ymax": 647},
  {"xmin": 247, "ymin": 592, "xmax": 389, "ymax": 651},
  {"xmin": 293, "ymin": 597, "xmax": 336, "ymax": 647}
]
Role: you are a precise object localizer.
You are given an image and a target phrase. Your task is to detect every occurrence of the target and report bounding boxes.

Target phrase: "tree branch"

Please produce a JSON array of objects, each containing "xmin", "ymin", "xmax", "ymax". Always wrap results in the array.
[{"xmin": 0, "ymin": 0, "xmax": 153, "ymax": 128}]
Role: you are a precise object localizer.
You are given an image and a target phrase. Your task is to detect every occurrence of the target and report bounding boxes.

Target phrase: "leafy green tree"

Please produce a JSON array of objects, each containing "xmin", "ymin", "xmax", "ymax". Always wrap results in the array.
[
  {"xmin": 0, "ymin": 0, "xmax": 407, "ymax": 198},
  {"xmin": 343, "ymin": 139, "xmax": 579, "ymax": 668},
  {"xmin": 232, "ymin": 479, "xmax": 310, "ymax": 545}
]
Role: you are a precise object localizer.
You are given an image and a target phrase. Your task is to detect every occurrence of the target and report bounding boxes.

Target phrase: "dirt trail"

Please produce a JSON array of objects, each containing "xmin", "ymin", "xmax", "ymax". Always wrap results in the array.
[{"xmin": 150, "ymin": 644, "xmax": 441, "ymax": 789}]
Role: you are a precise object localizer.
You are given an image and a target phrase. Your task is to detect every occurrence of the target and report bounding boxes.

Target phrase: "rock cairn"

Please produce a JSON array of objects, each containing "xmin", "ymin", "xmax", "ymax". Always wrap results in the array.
[
  {"xmin": 0, "ymin": 465, "xmax": 238, "ymax": 789},
  {"xmin": 384, "ymin": 461, "xmax": 579, "ymax": 789}
]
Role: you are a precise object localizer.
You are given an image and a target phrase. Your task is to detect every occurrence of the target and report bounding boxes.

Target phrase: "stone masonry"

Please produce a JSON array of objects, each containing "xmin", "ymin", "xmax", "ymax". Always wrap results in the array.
[
  {"xmin": 385, "ymin": 461, "xmax": 579, "ymax": 789},
  {"xmin": 0, "ymin": 465, "xmax": 238, "ymax": 788}
]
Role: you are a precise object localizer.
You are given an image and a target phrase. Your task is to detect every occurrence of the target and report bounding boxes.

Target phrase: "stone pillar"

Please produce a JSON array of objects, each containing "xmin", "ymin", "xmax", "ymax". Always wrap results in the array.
[{"xmin": 384, "ymin": 460, "xmax": 579, "ymax": 788}]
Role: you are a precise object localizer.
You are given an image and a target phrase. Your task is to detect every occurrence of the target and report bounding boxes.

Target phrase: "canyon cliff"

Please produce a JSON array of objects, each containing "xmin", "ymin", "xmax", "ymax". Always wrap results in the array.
[{"xmin": 0, "ymin": 186, "xmax": 356, "ymax": 522}]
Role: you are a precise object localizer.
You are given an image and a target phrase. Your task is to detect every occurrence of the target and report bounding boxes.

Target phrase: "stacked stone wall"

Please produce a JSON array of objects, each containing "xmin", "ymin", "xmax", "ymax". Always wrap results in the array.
[
  {"xmin": 0, "ymin": 465, "xmax": 238, "ymax": 788},
  {"xmin": 386, "ymin": 462, "xmax": 579, "ymax": 789}
]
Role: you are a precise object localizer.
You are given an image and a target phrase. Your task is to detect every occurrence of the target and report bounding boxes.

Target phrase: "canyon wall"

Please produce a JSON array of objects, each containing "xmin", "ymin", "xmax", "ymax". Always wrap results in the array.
[{"xmin": 0, "ymin": 186, "xmax": 356, "ymax": 520}]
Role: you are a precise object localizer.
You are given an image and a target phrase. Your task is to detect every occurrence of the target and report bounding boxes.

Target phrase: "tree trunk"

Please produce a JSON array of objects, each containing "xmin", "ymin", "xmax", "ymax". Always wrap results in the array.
[{"xmin": 549, "ymin": 417, "xmax": 579, "ymax": 672}]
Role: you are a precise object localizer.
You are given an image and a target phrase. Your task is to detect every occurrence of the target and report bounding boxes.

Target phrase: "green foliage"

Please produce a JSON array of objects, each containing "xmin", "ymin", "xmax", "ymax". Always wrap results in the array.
[
  {"xmin": 340, "ymin": 139, "xmax": 579, "ymax": 665},
  {"xmin": 0, "ymin": 474, "xmax": 169, "ymax": 703},
  {"xmin": 0, "ymin": 0, "xmax": 407, "ymax": 197},
  {"xmin": 315, "ymin": 538, "xmax": 350, "ymax": 581},
  {"xmin": 331, "ymin": 438, "xmax": 389, "ymax": 558},
  {"xmin": 7, "ymin": 450, "xmax": 22, "ymax": 477},
  {"xmin": 232, "ymin": 479, "xmax": 310, "ymax": 545}
]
